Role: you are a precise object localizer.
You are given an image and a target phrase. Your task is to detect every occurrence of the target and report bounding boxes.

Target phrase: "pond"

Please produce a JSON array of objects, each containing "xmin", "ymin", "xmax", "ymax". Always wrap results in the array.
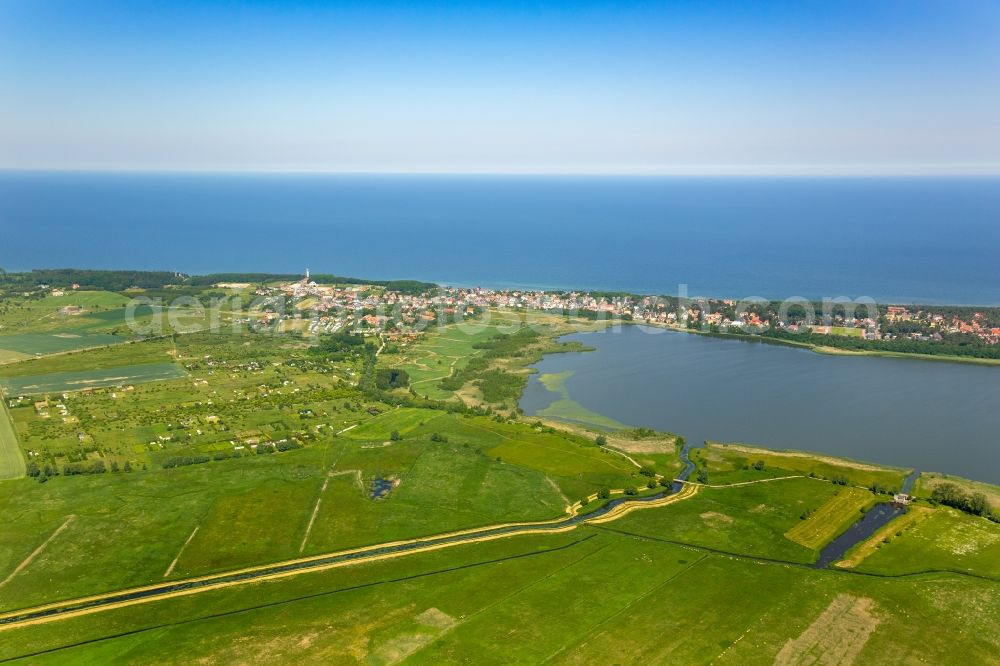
[
  {"xmin": 520, "ymin": 326, "xmax": 1000, "ymax": 484},
  {"xmin": 371, "ymin": 477, "xmax": 395, "ymax": 499}
]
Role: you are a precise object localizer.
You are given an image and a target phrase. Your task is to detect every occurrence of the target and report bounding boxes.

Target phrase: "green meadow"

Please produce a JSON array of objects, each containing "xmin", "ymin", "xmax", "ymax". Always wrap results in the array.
[
  {"xmin": 699, "ymin": 442, "xmax": 912, "ymax": 489},
  {"xmin": 0, "ymin": 400, "xmax": 25, "ymax": 480},
  {"xmin": 0, "ymin": 290, "xmax": 997, "ymax": 663},
  {"xmin": 0, "ymin": 518, "xmax": 995, "ymax": 664},
  {"xmin": 850, "ymin": 506, "xmax": 1000, "ymax": 579}
]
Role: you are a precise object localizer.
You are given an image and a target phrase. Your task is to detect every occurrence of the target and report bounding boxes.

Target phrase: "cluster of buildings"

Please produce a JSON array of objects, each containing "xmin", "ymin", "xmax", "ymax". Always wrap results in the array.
[
  {"xmin": 243, "ymin": 274, "xmax": 999, "ymax": 345},
  {"xmin": 882, "ymin": 306, "xmax": 1000, "ymax": 343}
]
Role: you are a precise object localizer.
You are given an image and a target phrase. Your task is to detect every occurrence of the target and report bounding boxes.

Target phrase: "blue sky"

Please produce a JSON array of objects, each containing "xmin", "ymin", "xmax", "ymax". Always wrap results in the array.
[{"xmin": 1, "ymin": 0, "xmax": 998, "ymax": 174}]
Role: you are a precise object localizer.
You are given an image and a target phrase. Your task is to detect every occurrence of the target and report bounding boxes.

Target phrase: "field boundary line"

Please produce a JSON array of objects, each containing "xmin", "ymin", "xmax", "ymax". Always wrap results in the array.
[
  {"xmin": 544, "ymin": 477, "xmax": 572, "ymax": 511},
  {"xmin": 299, "ymin": 475, "xmax": 334, "ymax": 553},
  {"xmin": 163, "ymin": 526, "xmax": 200, "ymax": 578},
  {"xmin": 0, "ymin": 516, "xmax": 75, "ymax": 588},
  {"xmin": 675, "ymin": 475, "xmax": 807, "ymax": 488},
  {"xmin": 539, "ymin": 553, "xmax": 709, "ymax": 664}
]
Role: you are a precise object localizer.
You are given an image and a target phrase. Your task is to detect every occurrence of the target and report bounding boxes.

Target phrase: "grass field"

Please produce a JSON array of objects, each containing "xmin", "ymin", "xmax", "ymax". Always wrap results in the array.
[
  {"xmin": 835, "ymin": 505, "xmax": 935, "ymax": 569},
  {"xmin": 0, "ymin": 301, "xmax": 996, "ymax": 662},
  {"xmin": 699, "ymin": 442, "xmax": 910, "ymax": 489},
  {"xmin": 346, "ymin": 410, "xmax": 640, "ymax": 502},
  {"xmin": 0, "ymin": 348, "xmax": 30, "ymax": 364},
  {"xmin": 849, "ymin": 506, "xmax": 1000, "ymax": 579},
  {"xmin": 784, "ymin": 486, "xmax": 875, "ymax": 549},
  {"xmin": 340, "ymin": 407, "xmax": 436, "ymax": 441},
  {"xmin": 828, "ymin": 326, "xmax": 865, "ymax": 337},
  {"xmin": 0, "ymin": 291, "xmax": 130, "ymax": 332},
  {"xmin": 608, "ymin": 477, "xmax": 838, "ymax": 563},
  {"xmin": 0, "ymin": 362, "xmax": 187, "ymax": 396},
  {"xmin": 0, "ymin": 338, "xmax": 175, "ymax": 377},
  {"xmin": 0, "ymin": 526, "xmax": 995, "ymax": 664},
  {"xmin": 0, "ymin": 399, "xmax": 25, "ymax": 480},
  {"xmin": 0, "ymin": 408, "xmax": 643, "ymax": 611}
]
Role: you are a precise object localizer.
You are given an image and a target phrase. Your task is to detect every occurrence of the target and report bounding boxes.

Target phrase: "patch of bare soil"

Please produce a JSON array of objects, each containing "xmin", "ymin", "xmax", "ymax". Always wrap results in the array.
[
  {"xmin": 699, "ymin": 511, "xmax": 734, "ymax": 528},
  {"xmin": 775, "ymin": 594, "xmax": 880, "ymax": 666},
  {"xmin": 415, "ymin": 607, "xmax": 456, "ymax": 629}
]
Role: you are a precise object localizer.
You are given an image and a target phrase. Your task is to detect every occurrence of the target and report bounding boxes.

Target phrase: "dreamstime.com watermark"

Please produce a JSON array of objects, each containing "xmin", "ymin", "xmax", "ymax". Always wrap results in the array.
[{"xmin": 122, "ymin": 286, "xmax": 880, "ymax": 340}]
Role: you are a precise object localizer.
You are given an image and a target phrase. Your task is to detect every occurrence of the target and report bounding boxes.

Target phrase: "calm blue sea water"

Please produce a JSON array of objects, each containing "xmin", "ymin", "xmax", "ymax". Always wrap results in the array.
[{"xmin": 1, "ymin": 172, "xmax": 999, "ymax": 304}]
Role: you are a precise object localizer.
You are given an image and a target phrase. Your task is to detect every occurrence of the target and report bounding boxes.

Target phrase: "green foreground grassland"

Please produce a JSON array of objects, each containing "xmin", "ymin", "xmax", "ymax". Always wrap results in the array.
[
  {"xmin": 1, "ymin": 492, "xmax": 997, "ymax": 664},
  {"xmin": 0, "ymin": 296, "xmax": 997, "ymax": 662}
]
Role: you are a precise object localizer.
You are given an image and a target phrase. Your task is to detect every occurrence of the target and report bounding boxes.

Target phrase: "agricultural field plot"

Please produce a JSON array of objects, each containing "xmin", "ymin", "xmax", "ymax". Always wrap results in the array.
[
  {"xmin": 0, "ymin": 415, "xmax": 635, "ymax": 610},
  {"xmin": 0, "ymin": 290, "xmax": 131, "ymax": 330},
  {"xmin": 1, "ymin": 525, "xmax": 996, "ymax": 664},
  {"xmin": 339, "ymin": 410, "xmax": 643, "ymax": 505},
  {"xmin": 699, "ymin": 442, "xmax": 910, "ymax": 489},
  {"xmin": 850, "ymin": 506, "xmax": 1000, "ymax": 578},
  {"xmin": 784, "ymin": 486, "xmax": 875, "ymax": 549},
  {"xmin": 608, "ymin": 477, "xmax": 841, "ymax": 563},
  {"xmin": 0, "ymin": 332, "xmax": 124, "ymax": 358},
  {"xmin": 301, "ymin": 436, "xmax": 570, "ymax": 554},
  {"xmin": 0, "ymin": 348, "xmax": 30, "ymax": 364},
  {"xmin": 339, "ymin": 407, "xmax": 435, "ymax": 441},
  {"xmin": 0, "ymin": 362, "xmax": 187, "ymax": 396},
  {"xmin": 412, "ymin": 413, "xmax": 639, "ymax": 500},
  {"xmin": 0, "ymin": 400, "xmax": 25, "ymax": 480},
  {"xmin": 0, "ymin": 446, "xmax": 339, "ymax": 611},
  {"xmin": 172, "ymin": 475, "xmax": 326, "ymax": 574}
]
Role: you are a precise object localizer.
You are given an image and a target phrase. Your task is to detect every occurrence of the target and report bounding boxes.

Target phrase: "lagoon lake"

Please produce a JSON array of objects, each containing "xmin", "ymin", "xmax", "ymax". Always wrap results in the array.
[{"xmin": 520, "ymin": 325, "xmax": 1000, "ymax": 484}]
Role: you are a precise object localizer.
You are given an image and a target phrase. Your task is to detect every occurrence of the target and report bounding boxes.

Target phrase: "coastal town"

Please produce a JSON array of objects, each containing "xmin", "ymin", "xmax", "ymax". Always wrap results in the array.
[
  {"xmin": 3, "ymin": 268, "xmax": 1000, "ymax": 360},
  {"xmin": 243, "ymin": 272, "xmax": 1000, "ymax": 348}
]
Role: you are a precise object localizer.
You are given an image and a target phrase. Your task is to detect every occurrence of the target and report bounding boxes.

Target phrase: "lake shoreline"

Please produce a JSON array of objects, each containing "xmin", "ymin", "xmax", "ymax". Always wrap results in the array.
[
  {"xmin": 520, "ymin": 322, "xmax": 1000, "ymax": 490},
  {"xmin": 630, "ymin": 320, "xmax": 1000, "ymax": 367}
]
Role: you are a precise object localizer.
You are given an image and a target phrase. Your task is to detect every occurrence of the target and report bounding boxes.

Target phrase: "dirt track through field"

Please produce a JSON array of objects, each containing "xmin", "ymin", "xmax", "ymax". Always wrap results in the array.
[
  {"xmin": 299, "ymin": 474, "xmax": 336, "ymax": 553},
  {"xmin": 163, "ymin": 526, "xmax": 200, "ymax": 578},
  {"xmin": 0, "ymin": 516, "xmax": 75, "ymax": 588}
]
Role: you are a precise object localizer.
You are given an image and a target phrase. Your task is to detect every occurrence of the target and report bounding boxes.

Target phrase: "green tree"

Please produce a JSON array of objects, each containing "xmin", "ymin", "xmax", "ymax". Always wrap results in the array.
[
  {"xmin": 595, "ymin": 434, "xmax": 607, "ymax": 446},
  {"xmin": 968, "ymin": 492, "xmax": 990, "ymax": 516}
]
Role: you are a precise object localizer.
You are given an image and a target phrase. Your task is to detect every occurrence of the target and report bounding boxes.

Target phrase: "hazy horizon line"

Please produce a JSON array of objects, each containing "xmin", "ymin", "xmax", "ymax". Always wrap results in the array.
[{"xmin": 3, "ymin": 163, "xmax": 1000, "ymax": 178}]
